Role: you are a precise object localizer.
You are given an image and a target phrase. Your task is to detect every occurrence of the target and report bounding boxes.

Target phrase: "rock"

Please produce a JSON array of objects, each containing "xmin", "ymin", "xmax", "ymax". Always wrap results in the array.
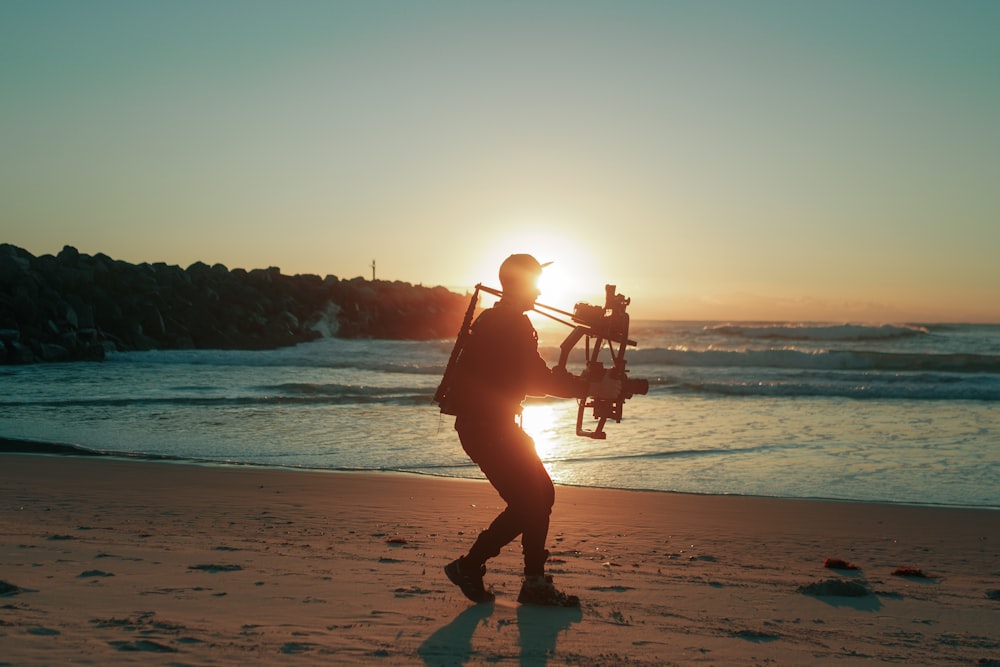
[
  {"xmin": 57, "ymin": 245, "xmax": 80, "ymax": 265},
  {"xmin": 4, "ymin": 339, "xmax": 36, "ymax": 363},
  {"xmin": 39, "ymin": 343, "xmax": 70, "ymax": 362},
  {"xmin": 0, "ymin": 244, "xmax": 468, "ymax": 364}
]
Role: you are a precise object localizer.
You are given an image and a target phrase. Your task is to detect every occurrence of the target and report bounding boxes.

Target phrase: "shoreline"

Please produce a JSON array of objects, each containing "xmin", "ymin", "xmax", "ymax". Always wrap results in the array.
[
  {"xmin": 2, "ymin": 453, "xmax": 998, "ymax": 664},
  {"xmin": 2, "ymin": 435, "xmax": 997, "ymax": 512}
]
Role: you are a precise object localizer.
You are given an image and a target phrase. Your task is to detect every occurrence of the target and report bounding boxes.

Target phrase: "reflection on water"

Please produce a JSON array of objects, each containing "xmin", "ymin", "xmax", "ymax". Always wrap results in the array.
[
  {"xmin": 3, "ymin": 327, "xmax": 997, "ymax": 508},
  {"xmin": 521, "ymin": 402, "xmax": 574, "ymax": 464}
]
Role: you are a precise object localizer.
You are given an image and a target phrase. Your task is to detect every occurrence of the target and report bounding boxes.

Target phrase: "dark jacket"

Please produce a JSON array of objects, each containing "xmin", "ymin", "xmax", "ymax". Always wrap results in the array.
[{"xmin": 450, "ymin": 301, "xmax": 584, "ymax": 427}]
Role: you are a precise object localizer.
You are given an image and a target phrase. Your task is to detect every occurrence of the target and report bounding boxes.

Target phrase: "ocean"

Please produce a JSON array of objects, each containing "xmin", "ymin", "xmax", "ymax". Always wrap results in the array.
[{"xmin": 2, "ymin": 319, "xmax": 997, "ymax": 509}]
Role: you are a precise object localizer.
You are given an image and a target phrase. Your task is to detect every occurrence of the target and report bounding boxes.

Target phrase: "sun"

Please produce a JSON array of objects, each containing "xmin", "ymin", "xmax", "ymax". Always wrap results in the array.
[
  {"xmin": 466, "ymin": 221, "xmax": 607, "ymax": 313},
  {"xmin": 537, "ymin": 260, "xmax": 587, "ymax": 311}
]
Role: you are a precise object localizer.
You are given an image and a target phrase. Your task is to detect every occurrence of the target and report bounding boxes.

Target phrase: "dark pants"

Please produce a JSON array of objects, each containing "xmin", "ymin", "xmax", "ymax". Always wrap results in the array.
[{"xmin": 456, "ymin": 416, "xmax": 554, "ymax": 576}]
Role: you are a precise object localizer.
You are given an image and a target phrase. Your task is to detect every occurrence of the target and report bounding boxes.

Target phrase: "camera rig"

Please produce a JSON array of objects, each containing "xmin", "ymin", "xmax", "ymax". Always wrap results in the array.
[{"xmin": 434, "ymin": 283, "xmax": 648, "ymax": 439}]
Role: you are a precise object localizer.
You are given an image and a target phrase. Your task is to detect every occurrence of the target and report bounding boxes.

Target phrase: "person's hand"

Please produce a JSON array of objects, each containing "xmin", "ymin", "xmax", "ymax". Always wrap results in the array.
[{"xmin": 588, "ymin": 375, "xmax": 622, "ymax": 400}]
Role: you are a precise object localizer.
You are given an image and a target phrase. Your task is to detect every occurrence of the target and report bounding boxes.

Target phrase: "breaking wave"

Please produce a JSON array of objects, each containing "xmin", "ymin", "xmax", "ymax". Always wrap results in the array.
[
  {"xmin": 630, "ymin": 348, "xmax": 1000, "ymax": 374},
  {"xmin": 709, "ymin": 323, "xmax": 929, "ymax": 342}
]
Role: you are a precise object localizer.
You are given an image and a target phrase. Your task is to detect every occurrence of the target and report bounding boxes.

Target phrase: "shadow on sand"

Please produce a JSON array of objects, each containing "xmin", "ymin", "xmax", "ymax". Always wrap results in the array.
[
  {"xmin": 516, "ymin": 605, "xmax": 583, "ymax": 666},
  {"xmin": 799, "ymin": 578, "xmax": 885, "ymax": 611},
  {"xmin": 418, "ymin": 603, "xmax": 581, "ymax": 666}
]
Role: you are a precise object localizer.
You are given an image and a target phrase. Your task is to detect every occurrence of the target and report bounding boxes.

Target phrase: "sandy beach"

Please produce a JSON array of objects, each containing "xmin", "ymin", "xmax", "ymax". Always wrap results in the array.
[{"xmin": 1, "ymin": 454, "xmax": 997, "ymax": 665}]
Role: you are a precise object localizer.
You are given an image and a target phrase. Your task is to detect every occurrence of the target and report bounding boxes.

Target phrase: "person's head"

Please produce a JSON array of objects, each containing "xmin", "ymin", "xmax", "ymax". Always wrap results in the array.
[{"xmin": 498, "ymin": 253, "xmax": 547, "ymax": 311}]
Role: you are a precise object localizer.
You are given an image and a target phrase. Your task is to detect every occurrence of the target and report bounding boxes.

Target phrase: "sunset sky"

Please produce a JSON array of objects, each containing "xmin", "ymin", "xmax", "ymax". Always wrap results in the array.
[{"xmin": 3, "ymin": 1, "xmax": 998, "ymax": 322}]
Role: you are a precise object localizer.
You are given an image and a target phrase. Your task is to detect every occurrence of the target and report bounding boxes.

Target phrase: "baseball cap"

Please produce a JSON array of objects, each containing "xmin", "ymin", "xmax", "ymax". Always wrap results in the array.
[{"xmin": 498, "ymin": 254, "xmax": 552, "ymax": 289}]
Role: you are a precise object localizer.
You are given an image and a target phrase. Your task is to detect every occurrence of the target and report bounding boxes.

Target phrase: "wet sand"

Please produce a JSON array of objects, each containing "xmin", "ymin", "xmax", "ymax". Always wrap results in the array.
[{"xmin": 1, "ymin": 454, "xmax": 998, "ymax": 665}]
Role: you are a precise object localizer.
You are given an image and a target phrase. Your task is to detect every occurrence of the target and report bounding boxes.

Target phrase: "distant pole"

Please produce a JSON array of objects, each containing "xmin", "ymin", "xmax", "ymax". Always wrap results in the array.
[{"xmin": 370, "ymin": 259, "xmax": 376, "ymax": 281}]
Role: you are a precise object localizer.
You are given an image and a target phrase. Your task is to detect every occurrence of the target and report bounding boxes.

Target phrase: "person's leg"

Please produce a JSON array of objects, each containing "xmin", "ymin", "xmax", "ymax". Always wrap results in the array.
[
  {"xmin": 482, "ymin": 432, "xmax": 577, "ymax": 607},
  {"xmin": 459, "ymin": 425, "xmax": 554, "ymax": 571},
  {"xmin": 513, "ymin": 433, "xmax": 554, "ymax": 576},
  {"xmin": 446, "ymin": 422, "xmax": 531, "ymax": 603}
]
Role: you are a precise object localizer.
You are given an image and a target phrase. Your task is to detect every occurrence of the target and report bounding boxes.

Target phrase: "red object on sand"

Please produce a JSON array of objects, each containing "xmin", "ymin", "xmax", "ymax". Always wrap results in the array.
[{"xmin": 824, "ymin": 558, "xmax": 859, "ymax": 570}]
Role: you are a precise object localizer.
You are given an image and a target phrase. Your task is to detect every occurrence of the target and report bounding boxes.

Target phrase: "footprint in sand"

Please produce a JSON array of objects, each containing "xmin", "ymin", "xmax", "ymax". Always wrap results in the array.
[
  {"xmin": 78, "ymin": 570, "xmax": 114, "ymax": 578},
  {"xmin": 588, "ymin": 585, "xmax": 635, "ymax": 593},
  {"xmin": 280, "ymin": 642, "xmax": 317, "ymax": 654},
  {"xmin": 798, "ymin": 579, "xmax": 872, "ymax": 597},
  {"xmin": 0, "ymin": 580, "xmax": 24, "ymax": 596},
  {"xmin": 187, "ymin": 564, "xmax": 243, "ymax": 573},
  {"xmin": 109, "ymin": 640, "xmax": 177, "ymax": 653}
]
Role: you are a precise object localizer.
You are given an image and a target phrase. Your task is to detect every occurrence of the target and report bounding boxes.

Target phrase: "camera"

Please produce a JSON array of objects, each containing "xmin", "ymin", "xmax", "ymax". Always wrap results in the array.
[
  {"xmin": 553, "ymin": 284, "xmax": 648, "ymax": 439},
  {"xmin": 571, "ymin": 285, "xmax": 632, "ymax": 346},
  {"xmin": 623, "ymin": 376, "xmax": 650, "ymax": 398}
]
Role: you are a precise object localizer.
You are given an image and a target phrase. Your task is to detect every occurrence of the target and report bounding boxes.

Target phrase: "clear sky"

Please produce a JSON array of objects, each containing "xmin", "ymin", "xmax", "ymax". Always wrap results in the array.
[{"xmin": 2, "ymin": 1, "xmax": 998, "ymax": 322}]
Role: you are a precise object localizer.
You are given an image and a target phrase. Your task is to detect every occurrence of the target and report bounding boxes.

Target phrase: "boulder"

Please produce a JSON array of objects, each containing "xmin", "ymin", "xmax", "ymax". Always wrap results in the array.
[{"xmin": 0, "ymin": 244, "xmax": 467, "ymax": 364}]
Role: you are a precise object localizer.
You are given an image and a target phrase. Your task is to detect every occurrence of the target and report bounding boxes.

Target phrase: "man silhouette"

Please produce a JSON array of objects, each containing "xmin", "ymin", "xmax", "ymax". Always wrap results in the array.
[{"xmin": 444, "ymin": 254, "xmax": 618, "ymax": 606}]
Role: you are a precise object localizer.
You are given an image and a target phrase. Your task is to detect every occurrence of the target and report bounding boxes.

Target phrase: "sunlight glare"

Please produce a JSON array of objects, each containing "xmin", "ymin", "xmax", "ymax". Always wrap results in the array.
[
  {"xmin": 521, "ymin": 401, "xmax": 575, "ymax": 463},
  {"xmin": 465, "ymin": 219, "xmax": 608, "ymax": 313}
]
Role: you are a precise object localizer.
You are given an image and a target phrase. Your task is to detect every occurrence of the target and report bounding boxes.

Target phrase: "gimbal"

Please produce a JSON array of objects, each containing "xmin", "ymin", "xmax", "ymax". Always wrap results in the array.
[{"xmin": 434, "ymin": 283, "xmax": 648, "ymax": 439}]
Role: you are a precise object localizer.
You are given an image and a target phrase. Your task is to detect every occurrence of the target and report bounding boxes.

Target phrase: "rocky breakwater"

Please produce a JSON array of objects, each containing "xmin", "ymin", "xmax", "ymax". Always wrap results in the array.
[{"xmin": 0, "ymin": 244, "xmax": 468, "ymax": 364}]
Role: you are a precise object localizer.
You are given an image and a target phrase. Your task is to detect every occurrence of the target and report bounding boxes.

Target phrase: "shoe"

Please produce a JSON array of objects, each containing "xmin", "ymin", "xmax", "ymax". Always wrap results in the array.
[
  {"xmin": 517, "ymin": 574, "xmax": 580, "ymax": 607},
  {"xmin": 445, "ymin": 557, "xmax": 495, "ymax": 603}
]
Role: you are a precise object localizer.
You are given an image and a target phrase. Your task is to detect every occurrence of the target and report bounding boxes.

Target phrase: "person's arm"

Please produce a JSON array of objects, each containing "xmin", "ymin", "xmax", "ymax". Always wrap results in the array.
[
  {"xmin": 542, "ymin": 364, "xmax": 588, "ymax": 399},
  {"xmin": 520, "ymin": 321, "xmax": 621, "ymax": 400}
]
